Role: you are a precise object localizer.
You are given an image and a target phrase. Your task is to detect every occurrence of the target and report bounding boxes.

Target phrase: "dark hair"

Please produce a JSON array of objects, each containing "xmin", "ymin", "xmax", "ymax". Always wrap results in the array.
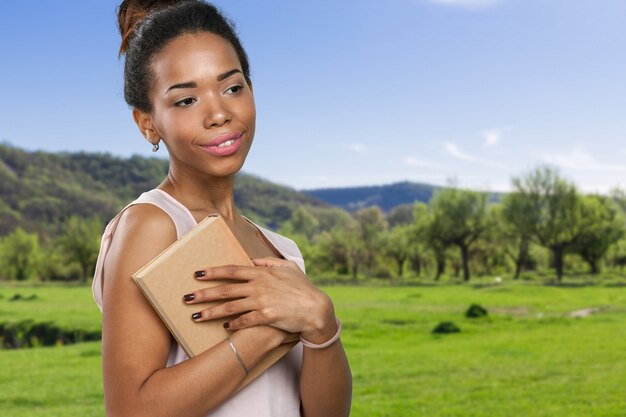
[{"xmin": 117, "ymin": 0, "xmax": 251, "ymax": 112}]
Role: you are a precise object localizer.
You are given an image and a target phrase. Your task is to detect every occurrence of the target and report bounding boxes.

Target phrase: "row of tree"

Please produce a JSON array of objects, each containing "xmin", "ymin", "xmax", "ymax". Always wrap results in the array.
[
  {"xmin": 1, "ymin": 165, "xmax": 625, "ymax": 283},
  {"xmin": 279, "ymin": 166, "xmax": 626, "ymax": 282}
]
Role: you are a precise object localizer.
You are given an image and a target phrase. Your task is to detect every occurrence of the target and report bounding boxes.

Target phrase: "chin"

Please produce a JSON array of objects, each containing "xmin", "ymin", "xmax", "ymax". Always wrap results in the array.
[{"xmin": 206, "ymin": 158, "xmax": 247, "ymax": 178}]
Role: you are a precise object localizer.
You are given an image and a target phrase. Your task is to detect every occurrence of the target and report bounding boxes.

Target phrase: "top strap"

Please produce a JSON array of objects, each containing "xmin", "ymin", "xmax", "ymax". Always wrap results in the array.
[{"xmin": 139, "ymin": 189, "xmax": 198, "ymax": 238}]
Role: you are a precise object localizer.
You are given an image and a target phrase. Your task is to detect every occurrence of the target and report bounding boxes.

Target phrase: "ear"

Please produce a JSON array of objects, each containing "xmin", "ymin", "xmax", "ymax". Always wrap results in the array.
[{"xmin": 132, "ymin": 108, "xmax": 160, "ymax": 146}]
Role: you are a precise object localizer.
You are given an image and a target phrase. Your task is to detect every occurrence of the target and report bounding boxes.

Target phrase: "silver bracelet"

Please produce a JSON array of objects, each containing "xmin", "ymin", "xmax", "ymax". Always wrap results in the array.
[
  {"xmin": 226, "ymin": 335, "xmax": 250, "ymax": 375},
  {"xmin": 300, "ymin": 319, "xmax": 342, "ymax": 349}
]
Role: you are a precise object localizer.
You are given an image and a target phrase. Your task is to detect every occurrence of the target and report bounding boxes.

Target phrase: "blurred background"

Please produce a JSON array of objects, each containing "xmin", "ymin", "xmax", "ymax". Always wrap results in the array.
[{"xmin": 1, "ymin": 1, "xmax": 625, "ymax": 416}]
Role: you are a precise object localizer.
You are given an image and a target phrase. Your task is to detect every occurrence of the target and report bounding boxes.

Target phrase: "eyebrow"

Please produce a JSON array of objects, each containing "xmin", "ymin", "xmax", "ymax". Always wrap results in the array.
[
  {"xmin": 163, "ymin": 69, "xmax": 243, "ymax": 95},
  {"xmin": 217, "ymin": 68, "xmax": 242, "ymax": 82}
]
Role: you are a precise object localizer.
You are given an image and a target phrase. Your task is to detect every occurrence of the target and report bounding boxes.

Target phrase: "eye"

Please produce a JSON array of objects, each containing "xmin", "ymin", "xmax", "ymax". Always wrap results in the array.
[
  {"xmin": 225, "ymin": 85, "xmax": 243, "ymax": 95},
  {"xmin": 175, "ymin": 97, "xmax": 196, "ymax": 107}
]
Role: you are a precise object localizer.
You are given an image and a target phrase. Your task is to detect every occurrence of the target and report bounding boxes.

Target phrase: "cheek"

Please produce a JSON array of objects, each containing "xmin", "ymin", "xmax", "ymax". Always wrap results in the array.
[
  {"xmin": 241, "ymin": 96, "xmax": 256, "ymax": 128},
  {"xmin": 157, "ymin": 110, "xmax": 194, "ymax": 140}
]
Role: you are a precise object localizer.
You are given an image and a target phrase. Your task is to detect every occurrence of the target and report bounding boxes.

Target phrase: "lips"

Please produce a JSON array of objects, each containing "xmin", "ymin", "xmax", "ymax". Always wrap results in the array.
[
  {"xmin": 203, "ymin": 131, "xmax": 243, "ymax": 147},
  {"xmin": 199, "ymin": 131, "xmax": 244, "ymax": 157}
]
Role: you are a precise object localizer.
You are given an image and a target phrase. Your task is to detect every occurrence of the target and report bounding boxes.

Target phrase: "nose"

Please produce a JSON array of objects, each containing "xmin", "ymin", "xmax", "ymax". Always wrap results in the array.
[{"xmin": 203, "ymin": 97, "xmax": 231, "ymax": 129}]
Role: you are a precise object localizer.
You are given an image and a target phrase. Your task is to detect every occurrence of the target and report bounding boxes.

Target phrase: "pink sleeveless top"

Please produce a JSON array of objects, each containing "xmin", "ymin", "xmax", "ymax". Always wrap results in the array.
[{"xmin": 92, "ymin": 188, "xmax": 304, "ymax": 417}]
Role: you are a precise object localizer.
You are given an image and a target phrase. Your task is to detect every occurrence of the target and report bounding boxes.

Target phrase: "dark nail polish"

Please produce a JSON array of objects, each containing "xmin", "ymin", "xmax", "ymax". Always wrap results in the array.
[
  {"xmin": 192, "ymin": 312, "xmax": 202, "ymax": 320},
  {"xmin": 194, "ymin": 270, "xmax": 206, "ymax": 278},
  {"xmin": 223, "ymin": 322, "xmax": 230, "ymax": 329},
  {"xmin": 183, "ymin": 294, "xmax": 195, "ymax": 302}
]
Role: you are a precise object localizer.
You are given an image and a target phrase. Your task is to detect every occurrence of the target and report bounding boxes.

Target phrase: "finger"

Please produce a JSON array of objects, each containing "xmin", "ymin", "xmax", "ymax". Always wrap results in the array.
[
  {"xmin": 191, "ymin": 299, "xmax": 253, "ymax": 322},
  {"xmin": 183, "ymin": 283, "xmax": 247, "ymax": 305},
  {"xmin": 225, "ymin": 311, "xmax": 266, "ymax": 330},
  {"xmin": 282, "ymin": 332, "xmax": 300, "ymax": 344},
  {"xmin": 194, "ymin": 264, "xmax": 262, "ymax": 281},
  {"xmin": 251, "ymin": 257, "xmax": 288, "ymax": 268}
]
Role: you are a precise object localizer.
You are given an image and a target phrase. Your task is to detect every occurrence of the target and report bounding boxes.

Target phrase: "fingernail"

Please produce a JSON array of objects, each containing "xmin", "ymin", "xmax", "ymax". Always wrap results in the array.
[
  {"xmin": 183, "ymin": 294, "xmax": 195, "ymax": 302},
  {"xmin": 192, "ymin": 312, "xmax": 202, "ymax": 320},
  {"xmin": 194, "ymin": 270, "xmax": 206, "ymax": 278},
  {"xmin": 223, "ymin": 322, "xmax": 230, "ymax": 329}
]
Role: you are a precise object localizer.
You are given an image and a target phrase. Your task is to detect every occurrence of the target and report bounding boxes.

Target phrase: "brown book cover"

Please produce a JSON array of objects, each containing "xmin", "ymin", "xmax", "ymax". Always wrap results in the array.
[{"xmin": 132, "ymin": 215, "xmax": 296, "ymax": 390}]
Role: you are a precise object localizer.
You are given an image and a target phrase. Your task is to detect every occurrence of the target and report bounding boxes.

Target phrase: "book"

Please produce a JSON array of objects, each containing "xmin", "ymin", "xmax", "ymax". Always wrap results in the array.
[{"xmin": 132, "ymin": 215, "xmax": 296, "ymax": 390}]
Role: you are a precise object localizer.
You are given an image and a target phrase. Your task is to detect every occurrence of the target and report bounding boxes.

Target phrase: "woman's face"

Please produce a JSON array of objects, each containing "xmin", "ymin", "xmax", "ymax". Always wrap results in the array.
[{"xmin": 142, "ymin": 32, "xmax": 256, "ymax": 179}]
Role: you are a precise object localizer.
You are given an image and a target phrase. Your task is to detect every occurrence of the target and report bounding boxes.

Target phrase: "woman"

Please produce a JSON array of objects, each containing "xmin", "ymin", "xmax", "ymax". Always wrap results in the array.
[{"xmin": 91, "ymin": 1, "xmax": 352, "ymax": 416}]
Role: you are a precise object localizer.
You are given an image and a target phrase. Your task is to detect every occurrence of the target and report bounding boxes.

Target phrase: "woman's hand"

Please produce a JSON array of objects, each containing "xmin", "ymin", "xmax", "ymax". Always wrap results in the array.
[
  {"xmin": 183, "ymin": 257, "xmax": 338, "ymax": 342},
  {"xmin": 243, "ymin": 323, "xmax": 300, "ymax": 346}
]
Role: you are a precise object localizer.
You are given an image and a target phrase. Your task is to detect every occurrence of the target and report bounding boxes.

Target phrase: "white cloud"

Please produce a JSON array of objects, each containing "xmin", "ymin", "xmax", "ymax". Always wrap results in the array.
[
  {"xmin": 541, "ymin": 147, "xmax": 626, "ymax": 172},
  {"xmin": 482, "ymin": 127, "xmax": 510, "ymax": 147},
  {"xmin": 345, "ymin": 143, "xmax": 366, "ymax": 154},
  {"xmin": 444, "ymin": 142, "xmax": 504, "ymax": 167},
  {"xmin": 445, "ymin": 142, "xmax": 473, "ymax": 160},
  {"xmin": 426, "ymin": 0, "xmax": 504, "ymax": 9},
  {"xmin": 403, "ymin": 156, "xmax": 435, "ymax": 167}
]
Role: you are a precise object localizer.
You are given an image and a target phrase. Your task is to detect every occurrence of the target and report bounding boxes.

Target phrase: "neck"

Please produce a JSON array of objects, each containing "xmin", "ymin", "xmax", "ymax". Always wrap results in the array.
[{"xmin": 159, "ymin": 165, "xmax": 241, "ymax": 223}]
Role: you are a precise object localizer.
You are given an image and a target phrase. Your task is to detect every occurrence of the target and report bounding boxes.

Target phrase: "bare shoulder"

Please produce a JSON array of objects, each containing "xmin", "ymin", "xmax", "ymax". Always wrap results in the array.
[
  {"xmin": 104, "ymin": 203, "xmax": 177, "ymax": 288},
  {"xmin": 116, "ymin": 202, "xmax": 177, "ymax": 247},
  {"xmin": 102, "ymin": 201, "xmax": 178, "ymax": 310}
]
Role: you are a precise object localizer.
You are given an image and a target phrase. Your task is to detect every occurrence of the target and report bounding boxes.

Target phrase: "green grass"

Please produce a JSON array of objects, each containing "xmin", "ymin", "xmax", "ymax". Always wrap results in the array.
[
  {"xmin": 0, "ymin": 342, "xmax": 103, "ymax": 417},
  {"xmin": 336, "ymin": 285, "xmax": 626, "ymax": 416},
  {"xmin": 0, "ymin": 285, "xmax": 101, "ymax": 333},
  {"xmin": 1, "ymin": 282, "xmax": 625, "ymax": 416}
]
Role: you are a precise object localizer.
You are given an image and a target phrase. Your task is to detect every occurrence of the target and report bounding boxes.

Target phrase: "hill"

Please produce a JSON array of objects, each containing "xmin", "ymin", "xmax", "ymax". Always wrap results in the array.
[
  {"xmin": 303, "ymin": 181, "xmax": 502, "ymax": 213},
  {"xmin": 302, "ymin": 181, "xmax": 441, "ymax": 212},
  {"xmin": 0, "ymin": 144, "xmax": 329, "ymax": 236}
]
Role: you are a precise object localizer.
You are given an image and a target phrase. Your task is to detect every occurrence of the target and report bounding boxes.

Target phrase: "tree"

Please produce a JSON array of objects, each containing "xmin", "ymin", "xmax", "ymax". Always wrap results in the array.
[
  {"xmin": 355, "ymin": 206, "xmax": 388, "ymax": 276},
  {"xmin": 381, "ymin": 225, "xmax": 412, "ymax": 278},
  {"xmin": 408, "ymin": 202, "xmax": 434, "ymax": 279},
  {"xmin": 0, "ymin": 228, "xmax": 42, "ymax": 280},
  {"xmin": 467, "ymin": 211, "xmax": 509, "ymax": 277},
  {"xmin": 411, "ymin": 202, "xmax": 447, "ymax": 280},
  {"xmin": 610, "ymin": 188, "xmax": 626, "ymax": 213},
  {"xmin": 498, "ymin": 193, "xmax": 533, "ymax": 279},
  {"xmin": 336, "ymin": 221, "xmax": 367, "ymax": 280},
  {"xmin": 511, "ymin": 166, "xmax": 588, "ymax": 282},
  {"xmin": 57, "ymin": 216, "xmax": 103, "ymax": 282},
  {"xmin": 608, "ymin": 238, "xmax": 626, "ymax": 271},
  {"xmin": 312, "ymin": 230, "xmax": 347, "ymax": 275},
  {"xmin": 306, "ymin": 207, "xmax": 354, "ymax": 233},
  {"xmin": 387, "ymin": 204, "xmax": 413, "ymax": 227},
  {"xmin": 313, "ymin": 216, "xmax": 365, "ymax": 280},
  {"xmin": 428, "ymin": 188, "xmax": 488, "ymax": 281},
  {"xmin": 279, "ymin": 206, "xmax": 319, "ymax": 241},
  {"xmin": 571, "ymin": 195, "xmax": 625, "ymax": 274}
]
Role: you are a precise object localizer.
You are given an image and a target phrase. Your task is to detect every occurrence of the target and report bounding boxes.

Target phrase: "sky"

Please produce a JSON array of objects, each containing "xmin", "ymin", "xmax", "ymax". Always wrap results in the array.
[{"xmin": 0, "ymin": 0, "xmax": 625, "ymax": 192}]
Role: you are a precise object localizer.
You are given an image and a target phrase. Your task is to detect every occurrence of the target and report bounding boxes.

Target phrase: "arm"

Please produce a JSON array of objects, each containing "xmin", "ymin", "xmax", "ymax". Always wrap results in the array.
[
  {"xmin": 299, "ymin": 297, "xmax": 352, "ymax": 417},
  {"xmin": 185, "ymin": 258, "xmax": 353, "ymax": 417},
  {"xmin": 102, "ymin": 205, "xmax": 288, "ymax": 417}
]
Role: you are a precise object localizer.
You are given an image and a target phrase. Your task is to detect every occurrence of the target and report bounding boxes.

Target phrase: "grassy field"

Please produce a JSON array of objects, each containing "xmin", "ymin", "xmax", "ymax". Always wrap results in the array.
[{"xmin": 1, "ymin": 281, "xmax": 625, "ymax": 416}]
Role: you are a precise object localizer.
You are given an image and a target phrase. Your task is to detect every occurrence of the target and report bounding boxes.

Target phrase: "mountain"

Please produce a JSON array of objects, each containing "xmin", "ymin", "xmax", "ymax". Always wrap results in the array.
[
  {"xmin": 303, "ymin": 181, "xmax": 502, "ymax": 213},
  {"xmin": 302, "ymin": 181, "xmax": 441, "ymax": 212},
  {"xmin": 0, "ymin": 144, "xmax": 329, "ymax": 236}
]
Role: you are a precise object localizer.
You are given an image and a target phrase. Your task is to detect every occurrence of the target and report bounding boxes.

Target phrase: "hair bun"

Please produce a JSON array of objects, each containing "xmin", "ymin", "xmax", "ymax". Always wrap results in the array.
[{"xmin": 117, "ymin": 0, "xmax": 182, "ymax": 56}]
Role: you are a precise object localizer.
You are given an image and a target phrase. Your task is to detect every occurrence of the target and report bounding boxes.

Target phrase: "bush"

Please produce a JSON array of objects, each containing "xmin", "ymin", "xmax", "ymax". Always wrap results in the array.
[
  {"xmin": 373, "ymin": 266, "xmax": 394, "ymax": 280},
  {"xmin": 432, "ymin": 321, "xmax": 461, "ymax": 334},
  {"xmin": 0, "ymin": 320, "xmax": 101, "ymax": 349},
  {"xmin": 8, "ymin": 293, "xmax": 38, "ymax": 302},
  {"xmin": 465, "ymin": 303, "xmax": 488, "ymax": 318}
]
